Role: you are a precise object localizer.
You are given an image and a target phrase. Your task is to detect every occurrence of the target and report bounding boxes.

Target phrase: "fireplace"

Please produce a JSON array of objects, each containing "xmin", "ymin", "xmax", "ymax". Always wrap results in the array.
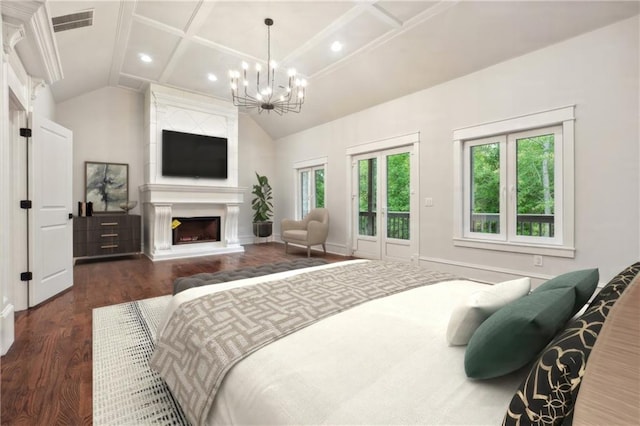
[
  {"xmin": 172, "ymin": 216, "xmax": 221, "ymax": 245},
  {"xmin": 140, "ymin": 184, "xmax": 244, "ymax": 261}
]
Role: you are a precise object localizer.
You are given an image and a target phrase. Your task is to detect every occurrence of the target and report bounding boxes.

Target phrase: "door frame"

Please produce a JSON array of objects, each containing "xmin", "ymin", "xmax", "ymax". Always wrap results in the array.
[
  {"xmin": 293, "ymin": 156, "xmax": 327, "ymax": 220},
  {"xmin": 346, "ymin": 132, "xmax": 420, "ymax": 262}
]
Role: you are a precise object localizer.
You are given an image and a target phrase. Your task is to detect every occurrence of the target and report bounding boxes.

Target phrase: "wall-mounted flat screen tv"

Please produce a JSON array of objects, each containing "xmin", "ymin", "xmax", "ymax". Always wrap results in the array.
[{"xmin": 162, "ymin": 129, "xmax": 228, "ymax": 179}]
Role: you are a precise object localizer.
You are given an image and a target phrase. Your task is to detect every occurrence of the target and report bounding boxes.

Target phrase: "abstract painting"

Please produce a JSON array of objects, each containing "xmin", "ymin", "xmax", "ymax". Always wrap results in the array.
[{"xmin": 85, "ymin": 162, "xmax": 128, "ymax": 213}]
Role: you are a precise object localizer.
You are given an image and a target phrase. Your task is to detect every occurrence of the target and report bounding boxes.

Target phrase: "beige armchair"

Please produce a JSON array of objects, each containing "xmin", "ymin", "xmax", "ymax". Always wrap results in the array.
[{"xmin": 281, "ymin": 208, "xmax": 330, "ymax": 257}]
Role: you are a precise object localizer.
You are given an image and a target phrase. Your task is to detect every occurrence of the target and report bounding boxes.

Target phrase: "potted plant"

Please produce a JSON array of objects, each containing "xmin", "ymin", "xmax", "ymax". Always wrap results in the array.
[{"xmin": 251, "ymin": 172, "xmax": 273, "ymax": 237}]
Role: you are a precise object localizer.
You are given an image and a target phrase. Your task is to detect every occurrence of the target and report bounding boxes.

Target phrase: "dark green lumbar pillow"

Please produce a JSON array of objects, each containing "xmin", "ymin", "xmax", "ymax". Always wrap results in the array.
[
  {"xmin": 464, "ymin": 287, "xmax": 575, "ymax": 379},
  {"xmin": 532, "ymin": 268, "xmax": 599, "ymax": 315}
]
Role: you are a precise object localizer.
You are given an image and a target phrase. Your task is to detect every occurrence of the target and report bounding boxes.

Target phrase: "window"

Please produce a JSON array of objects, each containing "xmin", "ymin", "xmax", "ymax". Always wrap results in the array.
[
  {"xmin": 297, "ymin": 165, "xmax": 325, "ymax": 218},
  {"xmin": 464, "ymin": 126, "xmax": 560, "ymax": 244},
  {"xmin": 453, "ymin": 106, "xmax": 575, "ymax": 258}
]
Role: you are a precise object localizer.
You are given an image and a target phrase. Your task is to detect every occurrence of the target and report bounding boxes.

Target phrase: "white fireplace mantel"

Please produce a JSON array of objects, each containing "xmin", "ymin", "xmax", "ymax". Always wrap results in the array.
[
  {"xmin": 140, "ymin": 184, "xmax": 246, "ymax": 261},
  {"xmin": 140, "ymin": 184, "xmax": 245, "ymax": 204}
]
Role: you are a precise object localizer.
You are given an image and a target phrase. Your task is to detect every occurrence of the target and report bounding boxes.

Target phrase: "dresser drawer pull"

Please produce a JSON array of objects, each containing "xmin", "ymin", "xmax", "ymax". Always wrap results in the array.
[
  {"xmin": 101, "ymin": 244, "xmax": 118, "ymax": 249},
  {"xmin": 101, "ymin": 233, "xmax": 118, "ymax": 237},
  {"xmin": 101, "ymin": 222, "xmax": 118, "ymax": 226}
]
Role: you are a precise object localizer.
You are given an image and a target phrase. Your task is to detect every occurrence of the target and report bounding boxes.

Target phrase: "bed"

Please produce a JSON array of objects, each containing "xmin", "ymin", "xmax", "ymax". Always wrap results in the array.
[{"xmin": 151, "ymin": 259, "xmax": 640, "ymax": 426}]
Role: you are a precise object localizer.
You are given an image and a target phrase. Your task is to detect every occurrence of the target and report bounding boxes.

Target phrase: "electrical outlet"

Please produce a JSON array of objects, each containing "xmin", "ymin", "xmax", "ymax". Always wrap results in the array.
[
  {"xmin": 424, "ymin": 197, "xmax": 433, "ymax": 207},
  {"xmin": 533, "ymin": 255, "xmax": 543, "ymax": 267}
]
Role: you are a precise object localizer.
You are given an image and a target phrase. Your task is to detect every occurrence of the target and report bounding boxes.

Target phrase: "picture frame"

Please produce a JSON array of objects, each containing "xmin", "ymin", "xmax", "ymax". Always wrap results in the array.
[{"xmin": 85, "ymin": 161, "xmax": 128, "ymax": 214}]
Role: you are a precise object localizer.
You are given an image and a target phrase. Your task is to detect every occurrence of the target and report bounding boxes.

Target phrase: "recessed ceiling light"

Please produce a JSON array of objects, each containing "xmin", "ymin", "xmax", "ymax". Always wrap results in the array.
[
  {"xmin": 207, "ymin": 73, "xmax": 218, "ymax": 82},
  {"xmin": 330, "ymin": 41, "xmax": 343, "ymax": 52},
  {"xmin": 138, "ymin": 53, "xmax": 152, "ymax": 63}
]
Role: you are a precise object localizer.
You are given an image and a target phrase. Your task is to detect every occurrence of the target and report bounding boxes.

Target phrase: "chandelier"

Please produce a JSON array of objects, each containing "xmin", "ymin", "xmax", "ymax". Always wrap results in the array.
[{"xmin": 229, "ymin": 18, "xmax": 307, "ymax": 115}]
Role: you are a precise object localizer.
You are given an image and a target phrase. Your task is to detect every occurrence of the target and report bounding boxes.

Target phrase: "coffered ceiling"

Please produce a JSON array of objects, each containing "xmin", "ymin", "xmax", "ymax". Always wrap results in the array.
[{"xmin": 24, "ymin": 1, "xmax": 640, "ymax": 138}]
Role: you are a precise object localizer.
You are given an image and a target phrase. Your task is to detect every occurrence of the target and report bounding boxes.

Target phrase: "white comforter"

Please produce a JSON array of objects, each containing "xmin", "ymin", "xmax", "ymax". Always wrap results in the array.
[{"xmin": 158, "ymin": 260, "xmax": 526, "ymax": 425}]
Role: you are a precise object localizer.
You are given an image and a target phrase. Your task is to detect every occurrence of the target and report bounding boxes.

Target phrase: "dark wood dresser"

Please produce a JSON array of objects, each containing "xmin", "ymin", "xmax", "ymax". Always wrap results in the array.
[{"xmin": 73, "ymin": 215, "xmax": 141, "ymax": 258}]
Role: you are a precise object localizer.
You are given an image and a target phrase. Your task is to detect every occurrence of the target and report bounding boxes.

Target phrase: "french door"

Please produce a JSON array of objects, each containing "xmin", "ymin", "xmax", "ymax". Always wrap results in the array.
[{"xmin": 352, "ymin": 146, "xmax": 414, "ymax": 260}]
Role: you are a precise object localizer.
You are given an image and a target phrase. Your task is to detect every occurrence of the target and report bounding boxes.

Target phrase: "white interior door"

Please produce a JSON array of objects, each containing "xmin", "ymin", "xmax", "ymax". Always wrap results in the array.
[
  {"xmin": 352, "ymin": 147, "xmax": 414, "ymax": 261},
  {"xmin": 29, "ymin": 114, "xmax": 73, "ymax": 307}
]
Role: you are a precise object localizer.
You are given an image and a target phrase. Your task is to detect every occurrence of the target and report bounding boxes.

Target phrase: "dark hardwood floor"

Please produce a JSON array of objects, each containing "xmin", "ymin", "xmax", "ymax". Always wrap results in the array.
[{"xmin": 0, "ymin": 243, "xmax": 351, "ymax": 425}]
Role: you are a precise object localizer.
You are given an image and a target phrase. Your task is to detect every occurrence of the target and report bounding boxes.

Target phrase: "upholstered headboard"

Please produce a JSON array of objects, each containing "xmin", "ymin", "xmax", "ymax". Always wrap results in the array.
[{"xmin": 572, "ymin": 272, "xmax": 640, "ymax": 424}]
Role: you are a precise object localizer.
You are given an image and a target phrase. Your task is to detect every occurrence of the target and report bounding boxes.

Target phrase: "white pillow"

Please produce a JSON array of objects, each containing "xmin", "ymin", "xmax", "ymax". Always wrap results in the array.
[{"xmin": 446, "ymin": 277, "xmax": 531, "ymax": 346}]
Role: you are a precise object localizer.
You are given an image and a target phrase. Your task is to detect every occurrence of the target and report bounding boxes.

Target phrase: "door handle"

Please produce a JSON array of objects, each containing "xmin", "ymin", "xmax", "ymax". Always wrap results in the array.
[{"xmin": 68, "ymin": 213, "xmax": 73, "ymax": 220}]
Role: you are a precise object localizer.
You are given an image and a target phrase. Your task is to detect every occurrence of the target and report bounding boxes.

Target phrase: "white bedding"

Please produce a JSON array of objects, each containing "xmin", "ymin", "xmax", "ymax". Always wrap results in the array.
[{"xmin": 158, "ymin": 260, "xmax": 527, "ymax": 425}]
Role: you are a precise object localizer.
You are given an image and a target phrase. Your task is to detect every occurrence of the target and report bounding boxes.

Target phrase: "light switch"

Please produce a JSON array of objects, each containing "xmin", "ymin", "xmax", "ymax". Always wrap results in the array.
[{"xmin": 424, "ymin": 197, "xmax": 433, "ymax": 207}]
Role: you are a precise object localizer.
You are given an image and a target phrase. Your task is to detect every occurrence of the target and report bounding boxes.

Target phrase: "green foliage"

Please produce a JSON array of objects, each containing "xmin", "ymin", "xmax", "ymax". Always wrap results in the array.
[
  {"xmin": 359, "ymin": 159, "xmax": 377, "ymax": 212},
  {"xmin": 516, "ymin": 135, "xmax": 554, "ymax": 215},
  {"xmin": 251, "ymin": 172, "xmax": 273, "ymax": 223},
  {"xmin": 471, "ymin": 135, "xmax": 555, "ymax": 215},
  {"xmin": 471, "ymin": 143, "xmax": 500, "ymax": 214},
  {"xmin": 314, "ymin": 169, "xmax": 325, "ymax": 208},
  {"xmin": 358, "ymin": 154, "xmax": 410, "ymax": 212},
  {"xmin": 386, "ymin": 153, "xmax": 410, "ymax": 212}
]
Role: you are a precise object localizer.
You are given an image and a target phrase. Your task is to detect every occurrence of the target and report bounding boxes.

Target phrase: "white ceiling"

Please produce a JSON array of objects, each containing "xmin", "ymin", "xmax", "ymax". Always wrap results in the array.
[{"xmin": 43, "ymin": 0, "xmax": 639, "ymax": 139}]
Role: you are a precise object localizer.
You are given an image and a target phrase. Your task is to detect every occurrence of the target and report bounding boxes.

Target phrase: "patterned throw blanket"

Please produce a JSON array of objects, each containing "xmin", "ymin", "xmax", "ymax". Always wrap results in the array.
[{"xmin": 150, "ymin": 261, "xmax": 458, "ymax": 425}]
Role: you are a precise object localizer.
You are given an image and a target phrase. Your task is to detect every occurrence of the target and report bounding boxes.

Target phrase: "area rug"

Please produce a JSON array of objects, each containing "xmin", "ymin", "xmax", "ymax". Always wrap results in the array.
[{"xmin": 93, "ymin": 295, "xmax": 189, "ymax": 425}]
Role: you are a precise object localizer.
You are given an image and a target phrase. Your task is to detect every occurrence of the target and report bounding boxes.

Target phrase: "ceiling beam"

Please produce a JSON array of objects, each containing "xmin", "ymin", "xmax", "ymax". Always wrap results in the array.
[{"xmin": 108, "ymin": 0, "xmax": 136, "ymax": 87}]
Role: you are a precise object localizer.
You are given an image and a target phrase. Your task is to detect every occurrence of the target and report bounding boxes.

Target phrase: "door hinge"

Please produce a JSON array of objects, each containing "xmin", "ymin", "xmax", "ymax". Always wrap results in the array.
[
  {"xmin": 20, "ymin": 271, "xmax": 32, "ymax": 281},
  {"xmin": 20, "ymin": 128, "xmax": 32, "ymax": 138},
  {"xmin": 20, "ymin": 200, "xmax": 32, "ymax": 209}
]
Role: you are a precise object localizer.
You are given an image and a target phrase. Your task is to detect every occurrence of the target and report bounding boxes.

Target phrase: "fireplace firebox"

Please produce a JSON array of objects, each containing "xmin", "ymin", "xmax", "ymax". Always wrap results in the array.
[{"xmin": 172, "ymin": 216, "xmax": 221, "ymax": 245}]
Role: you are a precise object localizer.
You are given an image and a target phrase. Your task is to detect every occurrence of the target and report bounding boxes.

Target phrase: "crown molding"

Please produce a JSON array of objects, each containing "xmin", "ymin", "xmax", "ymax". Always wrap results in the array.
[
  {"xmin": 2, "ymin": 21, "xmax": 25, "ymax": 54},
  {"xmin": 1, "ymin": 0, "xmax": 63, "ymax": 83}
]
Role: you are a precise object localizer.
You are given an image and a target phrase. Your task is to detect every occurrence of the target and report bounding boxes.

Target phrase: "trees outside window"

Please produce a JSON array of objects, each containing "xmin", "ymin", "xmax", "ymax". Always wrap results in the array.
[{"xmin": 463, "ymin": 125, "xmax": 561, "ymax": 245}]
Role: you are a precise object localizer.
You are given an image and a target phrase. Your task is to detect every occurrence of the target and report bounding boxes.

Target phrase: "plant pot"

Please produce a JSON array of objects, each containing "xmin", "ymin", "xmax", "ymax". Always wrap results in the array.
[{"xmin": 253, "ymin": 221, "xmax": 273, "ymax": 237}]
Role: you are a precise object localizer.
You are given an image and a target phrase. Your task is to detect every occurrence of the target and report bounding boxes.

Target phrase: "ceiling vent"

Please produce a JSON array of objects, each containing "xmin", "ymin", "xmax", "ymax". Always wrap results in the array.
[{"xmin": 52, "ymin": 10, "xmax": 94, "ymax": 33}]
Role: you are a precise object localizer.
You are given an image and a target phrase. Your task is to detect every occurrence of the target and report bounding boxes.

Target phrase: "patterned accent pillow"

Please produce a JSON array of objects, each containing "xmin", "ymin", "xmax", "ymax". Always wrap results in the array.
[{"xmin": 503, "ymin": 261, "xmax": 640, "ymax": 426}]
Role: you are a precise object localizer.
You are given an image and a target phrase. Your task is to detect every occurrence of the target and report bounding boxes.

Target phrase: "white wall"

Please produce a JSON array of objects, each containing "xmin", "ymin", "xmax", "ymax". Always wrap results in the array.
[
  {"xmin": 237, "ymin": 113, "xmax": 276, "ymax": 242},
  {"xmin": 56, "ymin": 86, "xmax": 144, "ymax": 216},
  {"xmin": 274, "ymin": 16, "xmax": 640, "ymax": 283}
]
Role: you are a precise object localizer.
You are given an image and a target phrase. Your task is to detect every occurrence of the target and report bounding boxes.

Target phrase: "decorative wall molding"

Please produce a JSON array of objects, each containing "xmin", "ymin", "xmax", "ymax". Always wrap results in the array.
[
  {"xmin": 2, "ymin": 21, "xmax": 25, "ymax": 54},
  {"xmin": 1, "ymin": 1, "xmax": 63, "ymax": 83},
  {"xmin": 30, "ymin": 76, "xmax": 45, "ymax": 100},
  {"xmin": 146, "ymin": 83, "xmax": 239, "ymax": 187}
]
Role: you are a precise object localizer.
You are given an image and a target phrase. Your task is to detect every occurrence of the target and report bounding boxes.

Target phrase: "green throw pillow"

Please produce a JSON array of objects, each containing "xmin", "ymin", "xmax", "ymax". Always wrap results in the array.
[
  {"xmin": 532, "ymin": 268, "xmax": 599, "ymax": 315},
  {"xmin": 464, "ymin": 287, "xmax": 575, "ymax": 379}
]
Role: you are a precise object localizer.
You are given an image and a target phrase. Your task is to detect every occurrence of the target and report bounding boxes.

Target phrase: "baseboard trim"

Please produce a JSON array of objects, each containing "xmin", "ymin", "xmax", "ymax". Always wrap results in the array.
[
  {"xmin": 1, "ymin": 303, "xmax": 15, "ymax": 356},
  {"xmin": 418, "ymin": 256, "xmax": 608, "ymax": 288},
  {"xmin": 242, "ymin": 237, "xmax": 350, "ymax": 257},
  {"xmin": 418, "ymin": 256, "xmax": 555, "ymax": 282}
]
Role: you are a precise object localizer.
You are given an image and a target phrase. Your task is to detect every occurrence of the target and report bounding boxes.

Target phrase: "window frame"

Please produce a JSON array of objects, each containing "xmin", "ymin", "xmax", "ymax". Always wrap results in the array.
[
  {"xmin": 453, "ymin": 106, "xmax": 575, "ymax": 258},
  {"xmin": 294, "ymin": 157, "xmax": 327, "ymax": 220},
  {"xmin": 463, "ymin": 135, "xmax": 507, "ymax": 242},
  {"xmin": 507, "ymin": 126, "xmax": 563, "ymax": 246}
]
